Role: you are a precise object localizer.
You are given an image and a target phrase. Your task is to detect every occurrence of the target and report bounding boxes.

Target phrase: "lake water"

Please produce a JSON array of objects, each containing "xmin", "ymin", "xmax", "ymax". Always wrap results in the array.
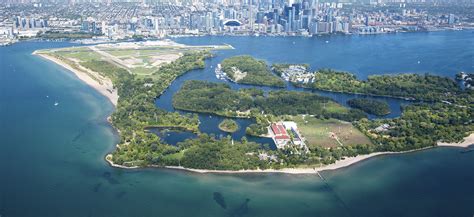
[{"xmin": 1, "ymin": 30, "xmax": 473, "ymax": 217}]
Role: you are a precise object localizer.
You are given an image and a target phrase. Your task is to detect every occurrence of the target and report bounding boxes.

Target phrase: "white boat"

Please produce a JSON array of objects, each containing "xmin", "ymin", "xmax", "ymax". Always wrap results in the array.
[
  {"xmin": 215, "ymin": 64, "xmax": 228, "ymax": 80},
  {"xmin": 54, "ymin": 102, "xmax": 59, "ymax": 106}
]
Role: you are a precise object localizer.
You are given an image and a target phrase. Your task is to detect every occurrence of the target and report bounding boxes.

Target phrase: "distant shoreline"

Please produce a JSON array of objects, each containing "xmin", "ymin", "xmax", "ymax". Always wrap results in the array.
[{"xmin": 167, "ymin": 28, "xmax": 474, "ymax": 38}]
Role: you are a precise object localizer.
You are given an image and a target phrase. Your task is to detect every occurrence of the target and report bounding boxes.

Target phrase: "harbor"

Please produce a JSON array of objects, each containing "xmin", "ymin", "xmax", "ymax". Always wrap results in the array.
[{"xmin": 214, "ymin": 63, "xmax": 228, "ymax": 80}]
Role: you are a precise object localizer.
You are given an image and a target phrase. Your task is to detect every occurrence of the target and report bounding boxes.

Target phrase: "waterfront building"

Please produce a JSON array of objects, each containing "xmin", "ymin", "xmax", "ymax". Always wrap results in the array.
[
  {"xmin": 271, "ymin": 123, "xmax": 291, "ymax": 148},
  {"xmin": 1, "ymin": 0, "xmax": 471, "ymax": 38},
  {"xmin": 448, "ymin": 14, "xmax": 455, "ymax": 25}
]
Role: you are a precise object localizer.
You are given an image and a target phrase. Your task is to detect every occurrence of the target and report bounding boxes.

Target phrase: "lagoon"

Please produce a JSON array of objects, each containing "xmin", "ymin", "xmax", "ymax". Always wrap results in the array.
[{"xmin": 1, "ymin": 30, "xmax": 473, "ymax": 217}]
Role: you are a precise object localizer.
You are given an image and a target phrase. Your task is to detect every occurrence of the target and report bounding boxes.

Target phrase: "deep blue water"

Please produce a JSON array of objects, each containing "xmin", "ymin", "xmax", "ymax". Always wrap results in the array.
[{"xmin": 1, "ymin": 31, "xmax": 473, "ymax": 217}]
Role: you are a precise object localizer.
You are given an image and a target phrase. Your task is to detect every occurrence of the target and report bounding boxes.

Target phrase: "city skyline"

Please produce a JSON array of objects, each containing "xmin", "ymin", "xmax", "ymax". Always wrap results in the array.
[{"xmin": 1, "ymin": 0, "xmax": 473, "ymax": 45}]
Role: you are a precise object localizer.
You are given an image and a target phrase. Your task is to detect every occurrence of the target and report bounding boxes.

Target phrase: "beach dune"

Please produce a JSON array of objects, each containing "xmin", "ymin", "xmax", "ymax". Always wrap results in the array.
[
  {"xmin": 33, "ymin": 51, "xmax": 118, "ymax": 106},
  {"xmin": 438, "ymin": 133, "xmax": 474, "ymax": 148}
]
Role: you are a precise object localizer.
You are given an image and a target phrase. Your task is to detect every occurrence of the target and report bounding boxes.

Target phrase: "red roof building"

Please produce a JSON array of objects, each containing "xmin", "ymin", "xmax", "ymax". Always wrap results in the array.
[
  {"xmin": 275, "ymin": 135, "xmax": 290, "ymax": 140},
  {"xmin": 271, "ymin": 123, "xmax": 288, "ymax": 137}
]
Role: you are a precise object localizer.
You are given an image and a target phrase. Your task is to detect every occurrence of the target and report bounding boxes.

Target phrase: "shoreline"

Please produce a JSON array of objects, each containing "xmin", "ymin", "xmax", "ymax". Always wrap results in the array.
[
  {"xmin": 105, "ymin": 149, "xmax": 428, "ymax": 174},
  {"xmin": 167, "ymin": 28, "xmax": 474, "ymax": 38},
  {"xmin": 33, "ymin": 50, "xmax": 118, "ymax": 107},
  {"xmin": 166, "ymin": 147, "xmax": 434, "ymax": 174},
  {"xmin": 438, "ymin": 133, "xmax": 474, "ymax": 148},
  {"xmin": 105, "ymin": 135, "xmax": 473, "ymax": 175}
]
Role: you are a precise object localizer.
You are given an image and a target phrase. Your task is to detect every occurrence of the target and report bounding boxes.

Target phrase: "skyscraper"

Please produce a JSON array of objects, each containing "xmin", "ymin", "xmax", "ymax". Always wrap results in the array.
[{"xmin": 448, "ymin": 14, "xmax": 455, "ymax": 25}]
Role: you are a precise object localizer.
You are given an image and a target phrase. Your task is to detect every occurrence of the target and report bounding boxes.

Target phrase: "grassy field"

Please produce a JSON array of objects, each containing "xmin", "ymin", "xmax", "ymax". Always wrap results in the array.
[
  {"xmin": 163, "ymin": 150, "xmax": 185, "ymax": 161},
  {"xmin": 324, "ymin": 101, "xmax": 350, "ymax": 114},
  {"xmin": 54, "ymin": 48, "xmax": 103, "ymax": 62},
  {"xmin": 289, "ymin": 115, "xmax": 373, "ymax": 148},
  {"xmin": 42, "ymin": 42, "xmax": 232, "ymax": 79}
]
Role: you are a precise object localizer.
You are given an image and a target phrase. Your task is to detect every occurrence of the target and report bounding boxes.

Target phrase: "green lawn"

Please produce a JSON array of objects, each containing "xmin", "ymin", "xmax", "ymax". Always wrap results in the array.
[
  {"xmin": 164, "ymin": 150, "xmax": 186, "ymax": 161},
  {"xmin": 290, "ymin": 115, "xmax": 373, "ymax": 148},
  {"xmin": 41, "ymin": 43, "xmax": 231, "ymax": 81},
  {"xmin": 324, "ymin": 101, "xmax": 349, "ymax": 114},
  {"xmin": 56, "ymin": 49, "xmax": 103, "ymax": 62},
  {"xmin": 105, "ymin": 49, "xmax": 141, "ymax": 57},
  {"xmin": 132, "ymin": 67, "xmax": 156, "ymax": 76}
]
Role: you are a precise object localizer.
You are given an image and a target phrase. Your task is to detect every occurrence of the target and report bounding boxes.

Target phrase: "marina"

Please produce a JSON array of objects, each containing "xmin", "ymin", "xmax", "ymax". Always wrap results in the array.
[{"xmin": 214, "ymin": 63, "xmax": 228, "ymax": 80}]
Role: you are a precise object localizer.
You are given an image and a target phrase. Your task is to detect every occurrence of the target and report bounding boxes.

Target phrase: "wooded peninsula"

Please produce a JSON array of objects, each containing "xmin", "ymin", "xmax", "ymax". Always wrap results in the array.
[
  {"xmin": 38, "ymin": 46, "xmax": 473, "ymax": 172},
  {"xmin": 347, "ymin": 98, "xmax": 391, "ymax": 116},
  {"xmin": 221, "ymin": 55, "xmax": 286, "ymax": 87},
  {"xmin": 304, "ymin": 69, "xmax": 472, "ymax": 104}
]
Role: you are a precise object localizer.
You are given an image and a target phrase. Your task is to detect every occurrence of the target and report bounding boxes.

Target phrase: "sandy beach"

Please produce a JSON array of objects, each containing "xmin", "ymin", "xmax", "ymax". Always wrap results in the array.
[
  {"xmin": 438, "ymin": 133, "xmax": 474, "ymax": 148},
  {"xmin": 104, "ymin": 148, "xmax": 427, "ymax": 175},
  {"xmin": 33, "ymin": 51, "xmax": 118, "ymax": 107},
  {"xmin": 162, "ymin": 149, "xmax": 429, "ymax": 174},
  {"xmin": 106, "ymin": 134, "xmax": 473, "ymax": 175}
]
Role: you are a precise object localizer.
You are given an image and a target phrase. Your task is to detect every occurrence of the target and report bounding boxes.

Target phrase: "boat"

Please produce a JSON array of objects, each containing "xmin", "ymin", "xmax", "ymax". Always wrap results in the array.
[
  {"xmin": 54, "ymin": 102, "xmax": 59, "ymax": 106},
  {"xmin": 215, "ymin": 64, "xmax": 228, "ymax": 80}
]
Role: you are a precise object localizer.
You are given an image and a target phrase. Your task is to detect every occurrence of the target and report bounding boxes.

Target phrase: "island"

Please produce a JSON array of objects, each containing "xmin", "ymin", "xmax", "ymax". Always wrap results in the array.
[
  {"xmin": 35, "ymin": 47, "xmax": 473, "ymax": 174},
  {"xmin": 271, "ymin": 65, "xmax": 471, "ymax": 104},
  {"xmin": 347, "ymin": 98, "xmax": 391, "ymax": 116},
  {"xmin": 173, "ymin": 79, "xmax": 472, "ymax": 151},
  {"xmin": 172, "ymin": 80, "xmax": 366, "ymax": 122},
  {"xmin": 218, "ymin": 119, "xmax": 239, "ymax": 133},
  {"xmin": 220, "ymin": 55, "xmax": 285, "ymax": 87},
  {"xmin": 307, "ymin": 69, "xmax": 469, "ymax": 103}
]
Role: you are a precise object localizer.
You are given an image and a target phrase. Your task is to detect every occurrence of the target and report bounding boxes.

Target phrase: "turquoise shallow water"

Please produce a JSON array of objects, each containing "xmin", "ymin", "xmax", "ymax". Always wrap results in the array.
[{"xmin": 1, "ymin": 31, "xmax": 473, "ymax": 217}]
